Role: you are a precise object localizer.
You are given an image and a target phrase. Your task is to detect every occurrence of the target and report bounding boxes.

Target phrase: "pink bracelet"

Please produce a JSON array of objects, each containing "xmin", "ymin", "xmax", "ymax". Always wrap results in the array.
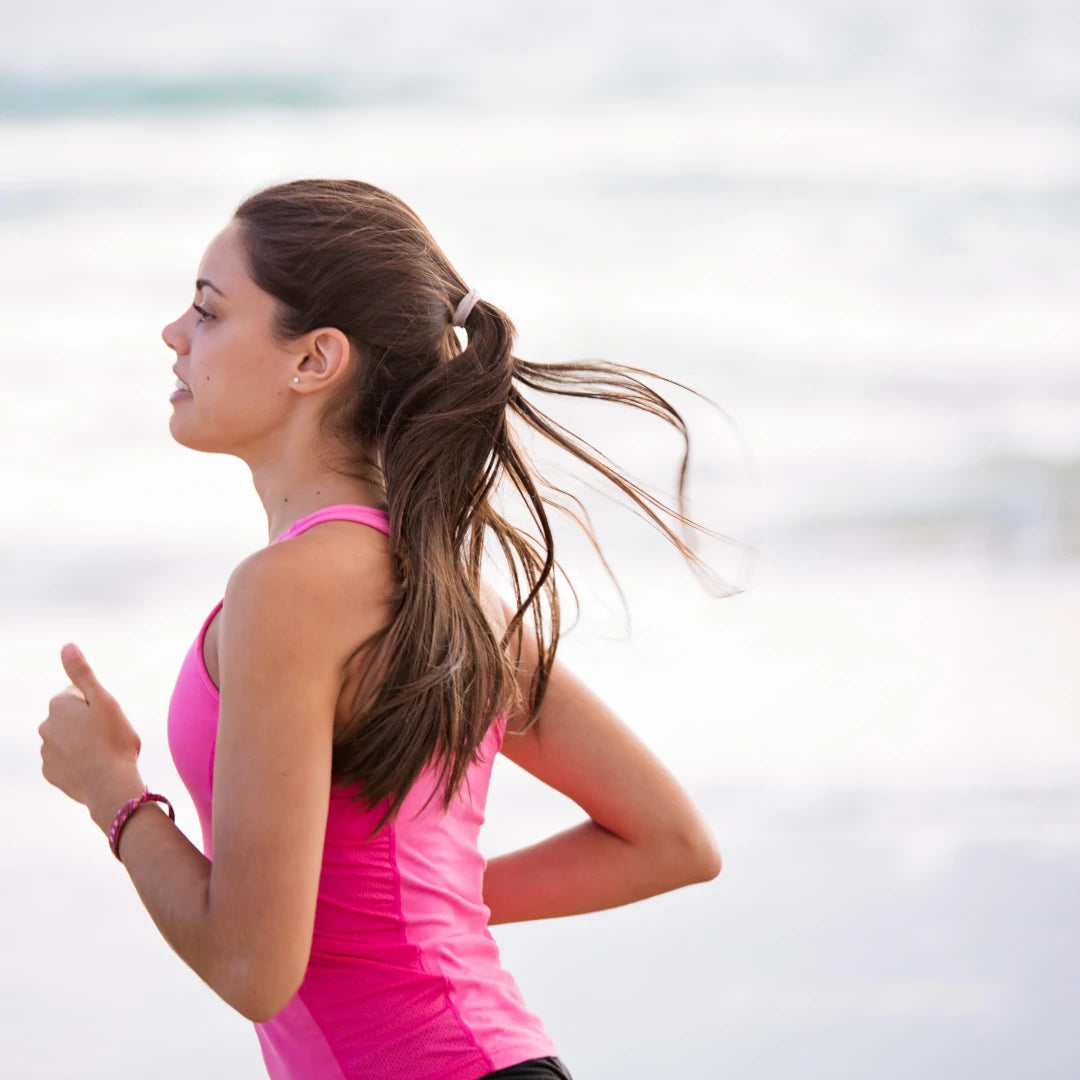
[{"xmin": 108, "ymin": 786, "xmax": 176, "ymax": 861}]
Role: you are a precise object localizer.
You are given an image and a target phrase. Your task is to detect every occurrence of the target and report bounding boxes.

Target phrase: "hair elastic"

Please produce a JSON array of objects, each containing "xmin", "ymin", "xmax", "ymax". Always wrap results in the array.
[{"xmin": 452, "ymin": 287, "xmax": 480, "ymax": 328}]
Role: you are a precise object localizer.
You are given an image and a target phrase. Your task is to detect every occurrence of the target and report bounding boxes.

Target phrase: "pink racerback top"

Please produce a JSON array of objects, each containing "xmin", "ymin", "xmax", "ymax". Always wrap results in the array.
[{"xmin": 166, "ymin": 504, "xmax": 560, "ymax": 1080}]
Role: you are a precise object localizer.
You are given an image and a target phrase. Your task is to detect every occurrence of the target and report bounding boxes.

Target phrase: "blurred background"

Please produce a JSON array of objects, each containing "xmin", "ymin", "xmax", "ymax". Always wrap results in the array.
[{"xmin": 2, "ymin": 1, "xmax": 1078, "ymax": 1077}]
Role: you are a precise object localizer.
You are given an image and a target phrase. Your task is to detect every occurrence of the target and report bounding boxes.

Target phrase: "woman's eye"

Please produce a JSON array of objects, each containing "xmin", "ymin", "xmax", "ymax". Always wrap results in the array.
[{"xmin": 192, "ymin": 303, "xmax": 214, "ymax": 324}]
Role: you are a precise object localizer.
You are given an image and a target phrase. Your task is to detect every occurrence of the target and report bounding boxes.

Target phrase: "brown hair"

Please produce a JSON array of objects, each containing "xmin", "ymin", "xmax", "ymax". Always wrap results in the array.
[{"xmin": 232, "ymin": 177, "xmax": 746, "ymax": 838}]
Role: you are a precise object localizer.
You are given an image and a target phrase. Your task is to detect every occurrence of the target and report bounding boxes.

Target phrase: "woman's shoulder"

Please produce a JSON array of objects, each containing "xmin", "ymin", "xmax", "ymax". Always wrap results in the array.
[
  {"xmin": 232, "ymin": 524, "xmax": 396, "ymax": 660},
  {"xmin": 254, "ymin": 518, "xmax": 395, "ymax": 593}
]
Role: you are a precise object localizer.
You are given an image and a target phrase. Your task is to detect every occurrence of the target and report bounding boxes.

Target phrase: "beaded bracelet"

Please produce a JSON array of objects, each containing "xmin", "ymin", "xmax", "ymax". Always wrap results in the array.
[{"xmin": 108, "ymin": 787, "xmax": 176, "ymax": 861}]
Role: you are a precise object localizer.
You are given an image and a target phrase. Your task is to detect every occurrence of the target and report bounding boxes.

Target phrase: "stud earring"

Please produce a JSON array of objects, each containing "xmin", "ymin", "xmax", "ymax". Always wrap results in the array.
[{"xmin": 292, "ymin": 377, "xmax": 300, "ymax": 383}]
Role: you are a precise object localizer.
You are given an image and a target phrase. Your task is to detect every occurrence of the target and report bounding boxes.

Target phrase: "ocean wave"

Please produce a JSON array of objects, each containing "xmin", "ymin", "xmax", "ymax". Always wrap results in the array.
[{"xmin": 0, "ymin": 72, "xmax": 456, "ymax": 117}]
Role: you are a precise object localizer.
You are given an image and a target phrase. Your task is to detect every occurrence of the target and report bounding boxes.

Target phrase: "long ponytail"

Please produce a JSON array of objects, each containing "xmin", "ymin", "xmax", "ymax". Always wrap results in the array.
[{"xmin": 233, "ymin": 178, "xmax": 749, "ymax": 839}]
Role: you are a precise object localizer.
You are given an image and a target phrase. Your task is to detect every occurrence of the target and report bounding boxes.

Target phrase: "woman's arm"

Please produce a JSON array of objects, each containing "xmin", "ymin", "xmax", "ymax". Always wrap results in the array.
[
  {"xmin": 482, "ymin": 588, "xmax": 722, "ymax": 925},
  {"xmin": 88, "ymin": 541, "xmax": 380, "ymax": 1022},
  {"xmin": 483, "ymin": 819, "xmax": 717, "ymax": 925},
  {"xmin": 86, "ymin": 776, "xmax": 223, "ymax": 973}
]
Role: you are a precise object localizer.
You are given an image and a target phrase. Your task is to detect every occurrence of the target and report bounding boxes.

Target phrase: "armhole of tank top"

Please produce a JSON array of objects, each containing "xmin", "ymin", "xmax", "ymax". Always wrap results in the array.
[{"xmin": 196, "ymin": 599, "xmax": 223, "ymax": 700}]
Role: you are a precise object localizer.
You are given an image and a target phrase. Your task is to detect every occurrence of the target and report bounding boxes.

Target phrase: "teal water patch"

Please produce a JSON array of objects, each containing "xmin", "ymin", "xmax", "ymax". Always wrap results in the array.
[{"xmin": 0, "ymin": 72, "xmax": 454, "ymax": 117}]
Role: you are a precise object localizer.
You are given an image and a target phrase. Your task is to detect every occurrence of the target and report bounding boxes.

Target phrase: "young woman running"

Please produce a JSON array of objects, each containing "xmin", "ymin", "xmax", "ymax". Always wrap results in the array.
[{"xmin": 38, "ymin": 178, "xmax": 725, "ymax": 1080}]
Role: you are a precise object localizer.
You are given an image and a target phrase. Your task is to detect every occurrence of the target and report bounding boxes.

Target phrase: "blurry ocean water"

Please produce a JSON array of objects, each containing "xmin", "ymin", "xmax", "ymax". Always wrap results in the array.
[{"xmin": 2, "ymin": 1, "xmax": 1078, "ymax": 1077}]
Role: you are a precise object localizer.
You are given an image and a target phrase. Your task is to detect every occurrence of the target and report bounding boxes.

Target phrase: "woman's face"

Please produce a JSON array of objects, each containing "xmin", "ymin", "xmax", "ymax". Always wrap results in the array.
[{"xmin": 161, "ymin": 218, "xmax": 297, "ymax": 456}]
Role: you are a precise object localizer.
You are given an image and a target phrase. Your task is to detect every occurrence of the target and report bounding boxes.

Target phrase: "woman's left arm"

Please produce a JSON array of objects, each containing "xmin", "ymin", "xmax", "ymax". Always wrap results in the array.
[
  {"xmin": 84, "ymin": 773, "xmax": 227, "ymax": 994},
  {"xmin": 41, "ymin": 543, "xmax": 362, "ymax": 1023}
]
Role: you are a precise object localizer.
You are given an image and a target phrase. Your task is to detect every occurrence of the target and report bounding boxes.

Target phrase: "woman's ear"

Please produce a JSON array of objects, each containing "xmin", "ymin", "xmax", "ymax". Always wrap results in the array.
[{"xmin": 300, "ymin": 327, "xmax": 354, "ymax": 389}]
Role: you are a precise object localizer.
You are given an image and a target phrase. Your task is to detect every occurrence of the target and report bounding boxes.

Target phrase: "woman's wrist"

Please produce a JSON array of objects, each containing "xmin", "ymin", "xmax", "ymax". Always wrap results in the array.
[{"xmin": 87, "ymin": 767, "xmax": 147, "ymax": 834}]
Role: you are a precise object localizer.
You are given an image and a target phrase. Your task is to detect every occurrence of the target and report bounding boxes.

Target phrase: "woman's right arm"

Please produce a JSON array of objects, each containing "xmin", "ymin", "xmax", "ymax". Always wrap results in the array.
[{"xmin": 480, "ymin": 586, "xmax": 721, "ymax": 925}]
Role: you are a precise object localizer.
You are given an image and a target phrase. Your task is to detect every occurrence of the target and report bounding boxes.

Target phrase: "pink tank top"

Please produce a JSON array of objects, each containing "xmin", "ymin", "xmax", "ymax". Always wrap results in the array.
[{"xmin": 166, "ymin": 504, "xmax": 560, "ymax": 1080}]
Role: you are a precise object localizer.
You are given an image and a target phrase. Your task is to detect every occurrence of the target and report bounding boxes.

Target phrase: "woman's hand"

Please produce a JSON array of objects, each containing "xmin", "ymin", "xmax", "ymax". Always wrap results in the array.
[{"xmin": 39, "ymin": 644, "xmax": 145, "ymax": 823}]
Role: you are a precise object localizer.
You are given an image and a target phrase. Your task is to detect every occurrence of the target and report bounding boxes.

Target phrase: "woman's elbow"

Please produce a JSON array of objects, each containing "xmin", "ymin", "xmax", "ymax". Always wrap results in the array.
[
  {"xmin": 696, "ymin": 842, "xmax": 722, "ymax": 881},
  {"xmin": 225, "ymin": 956, "xmax": 304, "ymax": 1024},
  {"xmin": 233, "ymin": 981, "xmax": 299, "ymax": 1025},
  {"xmin": 675, "ymin": 828, "xmax": 722, "ymax": 882}
]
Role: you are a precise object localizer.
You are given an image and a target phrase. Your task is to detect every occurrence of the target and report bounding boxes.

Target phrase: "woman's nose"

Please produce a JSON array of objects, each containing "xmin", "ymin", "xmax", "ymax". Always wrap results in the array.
[{"xmin": 161, "ymin": 317, "xmax": 185, "ymax": 352}]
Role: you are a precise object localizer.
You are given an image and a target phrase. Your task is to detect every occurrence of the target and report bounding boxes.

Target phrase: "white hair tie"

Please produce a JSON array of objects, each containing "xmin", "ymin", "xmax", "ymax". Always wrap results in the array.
[{"xmin": 452, "ymin": 287, "xmax": 480, "ymax": 328}]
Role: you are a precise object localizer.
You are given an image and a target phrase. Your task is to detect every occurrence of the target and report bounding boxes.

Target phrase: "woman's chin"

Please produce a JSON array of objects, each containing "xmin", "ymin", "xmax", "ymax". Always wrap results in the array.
[{"xmin": 168, "ymin": 407, "xmax": 197, "ymax": 445}]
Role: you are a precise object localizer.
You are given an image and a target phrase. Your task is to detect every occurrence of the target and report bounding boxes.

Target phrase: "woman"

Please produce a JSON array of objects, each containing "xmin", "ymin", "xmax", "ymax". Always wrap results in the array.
[{"xmin": 39, "ymin": 178, "xmax": 725, "ymax": 1080}]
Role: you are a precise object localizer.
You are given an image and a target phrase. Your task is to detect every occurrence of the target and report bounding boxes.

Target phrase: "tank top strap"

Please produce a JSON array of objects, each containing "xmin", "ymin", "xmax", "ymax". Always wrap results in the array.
[{"xmin": 273, "ymin": 503, "xmax": 391, "ymax": 544}]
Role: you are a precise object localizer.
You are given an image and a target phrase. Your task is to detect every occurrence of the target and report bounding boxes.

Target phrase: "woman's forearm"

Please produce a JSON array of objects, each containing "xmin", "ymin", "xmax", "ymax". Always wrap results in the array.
[
  {"xmin": 87, "ymin": 774, "xmax": 249, "ymax": 1014},
  {"xmin": 482, "ymin": 818, "xmax": 717, "ymax": 925}
]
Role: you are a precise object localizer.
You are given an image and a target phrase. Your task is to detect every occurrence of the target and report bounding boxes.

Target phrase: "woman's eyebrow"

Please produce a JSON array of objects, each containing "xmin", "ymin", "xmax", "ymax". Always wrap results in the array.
[{"xmin": 195, "ymin": 278, "xmax": 227, "ymax": 298}]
